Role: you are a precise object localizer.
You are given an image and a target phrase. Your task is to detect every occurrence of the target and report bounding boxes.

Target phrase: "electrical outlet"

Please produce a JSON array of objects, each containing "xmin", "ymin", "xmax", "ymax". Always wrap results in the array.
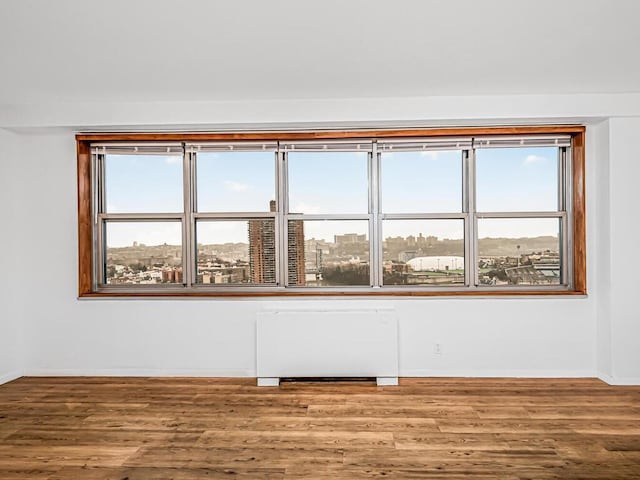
[{"xmin": 434, "ymin": 343, "xmax": 443, "ymax": 355}]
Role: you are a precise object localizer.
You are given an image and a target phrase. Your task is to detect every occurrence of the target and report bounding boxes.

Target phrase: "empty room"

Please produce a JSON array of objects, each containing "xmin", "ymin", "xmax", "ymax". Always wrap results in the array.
[{"xmin": 1, "ymin": 0, "xmax": 640, "ymax": 478}]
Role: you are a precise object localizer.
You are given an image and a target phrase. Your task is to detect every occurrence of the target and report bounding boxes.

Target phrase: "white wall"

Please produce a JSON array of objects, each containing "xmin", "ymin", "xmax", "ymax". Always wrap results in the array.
[
  {"xmin": 0, "ymin": 129, "xmax": 23, "ymax": 383},
  {"xmin": 1, "ymin": 1, "xmax": 638, "ymax": 385},
  {"xmin": 593, "ymin": 120, "xmax": 613, "ymax": 379},
  {"xmin": 3, "ymin": 93, "xmax": 640, "ymax": 130},
  {"xmin": 12, "ymin": 131, "xmax": 597, "ymax": 378},
  {"xmin": 603, "ymin": 117, "xmax": 640, "ymax": 384}
]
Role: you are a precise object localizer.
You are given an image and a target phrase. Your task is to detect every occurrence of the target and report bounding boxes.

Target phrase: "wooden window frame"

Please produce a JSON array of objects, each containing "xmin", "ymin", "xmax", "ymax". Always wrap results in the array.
[{"xmin": 77, "ymin": 125, "xmax": 586, "ymax": 298}]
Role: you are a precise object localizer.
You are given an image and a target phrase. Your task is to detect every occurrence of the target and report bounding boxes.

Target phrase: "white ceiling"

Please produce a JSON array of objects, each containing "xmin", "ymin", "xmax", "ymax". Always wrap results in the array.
[{"xmin": 0, "ymin": 0, "xmax": 639, "ymax": 104}]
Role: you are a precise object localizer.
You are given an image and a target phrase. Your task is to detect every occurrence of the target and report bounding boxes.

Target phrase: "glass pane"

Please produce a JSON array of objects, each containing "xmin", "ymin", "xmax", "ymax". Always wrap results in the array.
[
  {"xmin": 381, "ymin": 150, "xmax": 462, "ymax": 213},
  {"xmin": 288, "ymin": 152, "xmax": 368, "ymax": 214},
  {"xmin": 382, "ymin": 219, "xmax": 464, "ymax": 286},
  {"xmin": 197, "ymin": 152, "xmax": 276, "ymax": 212},
  {"xmin": 196, "ymin": 220, "xmax": 276, "ymax": 285},
  {"xmin": 476, "ymin": 147, "xmax": 558, "ymax": 212},
  {"xmin": 105, "ymin": 222, "xmax": 182, "ymax": 285},
  {"xmin": 289, "ymin": 220, "xmax": 369, "ymax": 287},
  {"xmin": 105, "ymin": 154, "xmax": 183, "ymax": 213},
  {"xmin": 477, "ymin": 218, "xmax": 561, "ymax": 286}
]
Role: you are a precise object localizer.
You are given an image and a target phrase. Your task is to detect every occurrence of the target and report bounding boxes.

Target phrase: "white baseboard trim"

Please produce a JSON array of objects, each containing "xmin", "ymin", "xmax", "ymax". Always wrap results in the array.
[
  {"xmin": 21, "ymin": 369, "xmax": 602, "ymax": 380},
  {"xmin": 598, "ymin": 373, "xmax": 614, "ymax": 384},
  {"xmin": 24, "ymin": 368, "xmax": 255, "ymax": 377},
  {"xmin": 0, "ymin": 371, "xmax": 22, "ymax": 386},
  {"xmin": 400, "ymin": 369, "xmax": 597, "ymax": 378},
  {"xmin": 376, "ymin": 376, "xmax": 399, "ymax": 386},
  {"xmin": 257, "ymin": 377, "xmax": 280, "ymax": 387},
  {"xmin": 598, "ymin": 373, "xmax": 640, "ymax": 386}
]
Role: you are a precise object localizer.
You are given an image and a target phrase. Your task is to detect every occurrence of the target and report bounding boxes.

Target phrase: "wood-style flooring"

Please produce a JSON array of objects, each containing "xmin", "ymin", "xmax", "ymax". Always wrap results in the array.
[{"xmin": 1, "ymin": 377, "xmax": 639, "ymax": 479}]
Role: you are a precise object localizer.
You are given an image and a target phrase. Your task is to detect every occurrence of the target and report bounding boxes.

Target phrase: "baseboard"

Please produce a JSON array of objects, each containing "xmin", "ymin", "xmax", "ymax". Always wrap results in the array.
[
  {"xmin": 0, "ymin": 371, "xmax": 22, "ymax": 386},
  {"xmin": 598, "ymin": 373, "xmax": 640, "ymax": 386},
  {"xmin": 24, "ymin": 368, "xmax": 255, "ymax": 377},
  {"xmin": 400, "ymin": 369, "xmax": 597, "ymax": 378},
  {"xmin": 21, "ymin": 368, "xmax": 602, "ymax": 380}
]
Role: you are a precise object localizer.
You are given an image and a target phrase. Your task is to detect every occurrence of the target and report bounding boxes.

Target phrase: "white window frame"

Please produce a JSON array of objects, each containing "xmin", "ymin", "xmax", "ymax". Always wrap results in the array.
[{"xmin": 88, "ymin": 134, "xmax": 574, "ymax": 294}]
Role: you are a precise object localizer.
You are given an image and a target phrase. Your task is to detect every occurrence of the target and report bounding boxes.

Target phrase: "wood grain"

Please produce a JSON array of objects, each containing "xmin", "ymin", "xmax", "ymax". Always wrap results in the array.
[
  {"xmin": 572, "ymin": 129, "xmax": 587, "ymax": 294},
  {"xmin": 76, "ymin": 125, "xmax": 585, "ymax": 142},
  {"xmin": 79, "ymin": 289, "xmax": 587, "ymax": 298},
  {"xmin": 76, "ymin": 140, "xmax": 92, "ymax": 297},
  {"xmin": 1, "ymin": 377, "xmax": 639, "ymax": 479}
]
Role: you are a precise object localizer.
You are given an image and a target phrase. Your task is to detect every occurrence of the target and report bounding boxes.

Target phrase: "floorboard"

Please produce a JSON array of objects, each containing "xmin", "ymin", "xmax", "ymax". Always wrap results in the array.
[{"xmin": 1, "ymin": 377, "xmax": 639, "ymax": 479}]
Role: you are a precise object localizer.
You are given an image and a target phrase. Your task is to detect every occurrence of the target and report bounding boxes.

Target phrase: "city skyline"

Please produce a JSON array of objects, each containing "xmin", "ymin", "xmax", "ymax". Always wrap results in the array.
[
  {"xmin": 105, "ymin": 230, "xmax": 560, "ymax": 287},
  {"xmin": 107, "ymin": 225, "xmax": 560, "ymax": 250},
  {"xmin": 107, "ymin": 231, "xmax": 559, "ymax": 252}
]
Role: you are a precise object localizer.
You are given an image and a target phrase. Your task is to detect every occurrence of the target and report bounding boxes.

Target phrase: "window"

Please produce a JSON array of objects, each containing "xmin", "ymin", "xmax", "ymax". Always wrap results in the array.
[{"xmin": 77, "ymin": 127, "xmax": 586, "ymax": 296}]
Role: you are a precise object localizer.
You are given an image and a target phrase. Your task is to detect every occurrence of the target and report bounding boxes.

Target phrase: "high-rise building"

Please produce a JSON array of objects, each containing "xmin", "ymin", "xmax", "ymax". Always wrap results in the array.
[
  {"xmin": 248, "ymin": 201, "xmax": 305, "ymax": 285},
  {"xmin": 248, "ymin": 201, "xmax": 276, "ymax": 283},
  {"xmin": 287, "ymin": 219, "xmax": 305, "ymax": 286}
]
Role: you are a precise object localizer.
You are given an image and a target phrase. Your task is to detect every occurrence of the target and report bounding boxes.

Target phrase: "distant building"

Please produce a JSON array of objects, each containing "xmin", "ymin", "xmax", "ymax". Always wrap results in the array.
[
  {"xmin": 407, "ymin": 256, "xmax": 464, "ymax": 271},
  {"xmin": 504, "ymin": 263, "xmax": 560, "ymax": 285},
  {"xmin": 288, "ymin": 219, "xmax": 305, "ymax": 286},
  {"xmin": 248, "ymin": 201, "xmax": 277, "ymax": 284},
  {"xmin": 248, "ymin": 200, "xmax": 305, "ymax": 285},
  {"xmin": 162, "ymin": 267, "xmax": 183, "ymax": 283},
  {"xmin": 334, "ymin": 233, "xmax": 366, "ymax": 245},
  {"xmin": 398, "ymin": 250, "xmax": 418, "ymax": 263}
]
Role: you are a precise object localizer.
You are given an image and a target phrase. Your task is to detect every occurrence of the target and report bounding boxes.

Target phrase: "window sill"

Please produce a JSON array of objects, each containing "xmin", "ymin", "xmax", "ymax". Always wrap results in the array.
[{"xmin": 79, "ymin": 288, "xmax": 587, "ymax": 298}]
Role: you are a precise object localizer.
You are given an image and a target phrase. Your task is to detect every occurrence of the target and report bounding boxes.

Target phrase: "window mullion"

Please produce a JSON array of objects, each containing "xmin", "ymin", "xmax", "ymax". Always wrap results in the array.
[
  {"xmin": 183, "ymin": 148, "xmax": 194, "ymax": 287},
  {"xmin": 97, "ymin": 219, "xmax": 106, "ymax": 287},
  {"xmin": 369, "ymin": 143, "xmax": 381, "ymax": 287},
  {"xmin": 278, "ymin": 150, "xmax": 289, "ymax": 287},
  {"xmin": 95, "ymin": 153, "xmax": 106, "ymax": 288},
  {"xmin": 465, "ymin": 149, "xmax": 478, "ymax": 288},
  {"xmin": 561, "ymin": 147, "xmax": 571, "ymax": 287}
]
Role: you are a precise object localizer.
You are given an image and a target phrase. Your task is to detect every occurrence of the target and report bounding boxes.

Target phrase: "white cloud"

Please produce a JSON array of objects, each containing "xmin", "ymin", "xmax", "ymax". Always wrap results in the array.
[
  {"xmin": 164, "ymin": 156, "xmax": 182, "ymax": 166},
  {"xmin": 523, "ymin": 154, "xmax": 548, "ymax": 166},
  {"xmin": 420, "ymin": 151, "xmax": 440, "ymax": 160},
  {"xmin": 224, "ymin": 180, "xmax": 249, "ymax": 192}
]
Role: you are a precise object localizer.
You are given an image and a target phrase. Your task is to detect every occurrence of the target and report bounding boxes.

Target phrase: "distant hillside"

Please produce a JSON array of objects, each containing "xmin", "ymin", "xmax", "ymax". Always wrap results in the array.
[{"xmin": 478, "ymin": 236, "xmax": 558, "ymax": 256}]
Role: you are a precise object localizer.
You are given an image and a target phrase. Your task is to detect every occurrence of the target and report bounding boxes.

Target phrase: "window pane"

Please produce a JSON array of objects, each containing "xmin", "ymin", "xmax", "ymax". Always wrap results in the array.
[
  {"xmin": 197, "ymin": 152, "xmax": 276, "ymax": 212},
  {"xmin": 289, "ymin": 220, "xmax": 369, "ymax": 287},
  {"xmin": 105, "ymin": 154, "xmax": 183, "ymax": 213},
  {"xmin": 477, "ymin": 218, "xmax": 561, "ymax": 286},
  {"xmin": 196, "ymin": 220, "xmax": 276, "ymax": 285},
  {"xmin": 105, "ymin": 222, "xmax": 182, "ymax": 285},
  {"xmin": 381, "ymin": 150, "xmax": 462, "ymax": 213},
  {"xmin": 476, "ymin": 147, "xmax": 558, "ymax": 212},
  {"xmin": 288, "ymin": 152, "xmax": 368, "ymax": 214},
  {"xmin": 382, "ymin": 219, "xmax": 464, "ymax": 286}
]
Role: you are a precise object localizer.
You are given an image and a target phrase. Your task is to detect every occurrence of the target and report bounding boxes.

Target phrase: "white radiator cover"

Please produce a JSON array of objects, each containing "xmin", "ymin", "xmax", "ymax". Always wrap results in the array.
[{"xmin": 256, "ymin": 308, "xmax": 398, "ymax": 385}]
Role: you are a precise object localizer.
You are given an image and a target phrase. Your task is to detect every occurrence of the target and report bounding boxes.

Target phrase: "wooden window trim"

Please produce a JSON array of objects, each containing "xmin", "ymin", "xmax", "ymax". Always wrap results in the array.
[{"xmin": 77, "ymin": 125, "xmax": 587, "ymax": 298}]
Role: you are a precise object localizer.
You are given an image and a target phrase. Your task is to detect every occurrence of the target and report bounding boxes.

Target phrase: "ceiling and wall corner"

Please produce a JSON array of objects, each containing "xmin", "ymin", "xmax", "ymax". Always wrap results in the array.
[{"xmin": 0, "ymin": 0, "xmax": 639, "ymax": 384}]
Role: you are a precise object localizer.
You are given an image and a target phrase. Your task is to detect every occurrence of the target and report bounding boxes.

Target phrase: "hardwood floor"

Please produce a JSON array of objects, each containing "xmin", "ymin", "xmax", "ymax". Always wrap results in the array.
[{"xmin": 1, "ymin": 377, "xmax": 639, "ymax": 479}]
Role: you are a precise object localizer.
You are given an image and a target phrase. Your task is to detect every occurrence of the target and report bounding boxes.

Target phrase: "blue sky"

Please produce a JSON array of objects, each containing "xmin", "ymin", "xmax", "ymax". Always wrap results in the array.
[
  {"xmin": 104, "ymin": 147, "xmax": 560, "ymax": 247},
  {"xmin": 288, "ymin": 152, "xmax": 368, "ymax": 214},
  {"xmin": 381, "ymin": 150, "xmax": 461, "ymax": 213},
  {"xmin": 197, "ymin": 152, "xmax": 275, "ymax": 212},
  {"xmin": 476, "ymin": 147, "xmax": 558, "ymax": 212}
]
